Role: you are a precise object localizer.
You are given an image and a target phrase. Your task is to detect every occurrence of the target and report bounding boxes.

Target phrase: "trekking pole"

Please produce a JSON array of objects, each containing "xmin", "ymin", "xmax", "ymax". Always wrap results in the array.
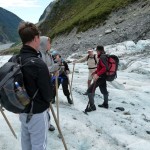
[
  {"xmin": 0, "ymin": 106, "xmax": 17, "ymax": 139},
  {"xmin": 70, "ymin": 63, "xmax": 75, "ymax": 91},
  {"xmin": 55, "ymin": 75, "xmax": 59, "ymax": 125},
  {"xmin": 50, "ymin": 103, "xmax": 68, "ymax": 150},
  {"xmin": 67, "ymin": 75, "xmax": 74, "ymax": 105}
]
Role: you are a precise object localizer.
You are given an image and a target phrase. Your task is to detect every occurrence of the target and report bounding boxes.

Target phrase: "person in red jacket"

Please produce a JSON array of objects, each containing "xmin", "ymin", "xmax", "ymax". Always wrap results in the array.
[{"xmin": 85, "ymin": 45, "xmax": 109, "ymax": 112}]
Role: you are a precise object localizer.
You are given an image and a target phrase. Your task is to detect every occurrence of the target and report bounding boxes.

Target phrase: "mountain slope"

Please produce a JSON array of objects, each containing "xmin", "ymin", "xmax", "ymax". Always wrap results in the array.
[
  {"xmin": 39, "ymin": 0, "xmax": 138, "ymax": 38},
  {"xmin": 37, "ymin": 1, "xmax": 56, "ymax": 26},
  {"xmin": 0, "ymin": 7, "xmax": 22, "ymax": 43},
  {"xmin": 38, "ymin": 0, "xmax": 150, "ymax": 58}
]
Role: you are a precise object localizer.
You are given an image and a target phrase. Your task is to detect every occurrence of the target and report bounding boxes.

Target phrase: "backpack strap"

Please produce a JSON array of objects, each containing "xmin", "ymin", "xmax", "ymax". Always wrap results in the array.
[
  {"xmin": 26, "ymin": 86, "xmax": 39, "ymax": 123},
  {"xmin": 87, "ymin": 54, "xmax": 97, "ymax": 65},
  {"xmin": 87, "ymin": 55, "xmax": 89, "ymax": 61},
  {"xmin": 20, "ymin": 57, "xmax": 40, "ymax": 100},
  {"xmin": 99, "ymin": 54, "xmax": 109, "ymax": 71},
  {"xmin": 94, "ymin": 54, "xmax": 97, "ymax": 65},
  {"xmin": 21, "ymin": 57, "xmax": 39, "ymax": 67}
]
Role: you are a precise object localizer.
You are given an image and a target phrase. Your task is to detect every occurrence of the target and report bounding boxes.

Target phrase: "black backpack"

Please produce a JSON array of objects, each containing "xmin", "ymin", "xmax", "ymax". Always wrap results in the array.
[
  {"xmin": 0, "ymin": 55, "xmax": 37, "ymax": 113},
  {"xmin": 100, "ymin": 54, "xmax": 119, "ymax": 81},
  {"xmin": 87, "ymin": 54, "xmax": 97, "ymax": 65}
]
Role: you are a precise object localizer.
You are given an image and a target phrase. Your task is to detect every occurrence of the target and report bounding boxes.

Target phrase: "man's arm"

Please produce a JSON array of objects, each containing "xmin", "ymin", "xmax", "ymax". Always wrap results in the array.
[
  {"xmin": 74, "ymin": 55, "xmax": 88, "ymax": 63},
  {"xmin": 92, "ymin": 58, "xmax": 106, "ymax": 81},
  {"xmin": 63, "ymin": 61, "xmax": 70, "ymax": 74},
  {"xmin": 48, "ymin": 63, "xmax": 60, "ymax": 73},
  {"xmin": 37, "ymin": 61, "xmax": 53, "ymax": 102},
  {"xmin": 97, "ymin": 59, "xmax": 107, "ymax": 76}
]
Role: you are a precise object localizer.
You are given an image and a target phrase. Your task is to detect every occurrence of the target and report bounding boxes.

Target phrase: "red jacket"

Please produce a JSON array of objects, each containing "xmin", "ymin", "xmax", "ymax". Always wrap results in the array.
[{"xmin": 94, "ymin": 54, "xmax": 107, "ymax": 76}]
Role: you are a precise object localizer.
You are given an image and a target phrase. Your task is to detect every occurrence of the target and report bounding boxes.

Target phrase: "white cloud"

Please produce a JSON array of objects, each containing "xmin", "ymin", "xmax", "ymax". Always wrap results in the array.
[{"xmin": 0, "ymin": 0, "xmax": 41, "ymax": 8}]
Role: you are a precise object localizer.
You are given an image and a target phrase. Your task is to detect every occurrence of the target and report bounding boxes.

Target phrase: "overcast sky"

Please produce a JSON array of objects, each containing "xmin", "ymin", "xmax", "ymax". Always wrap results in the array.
[{"xmin": 0, "ymin": 0, "xmax": 54, "ymax": 23}]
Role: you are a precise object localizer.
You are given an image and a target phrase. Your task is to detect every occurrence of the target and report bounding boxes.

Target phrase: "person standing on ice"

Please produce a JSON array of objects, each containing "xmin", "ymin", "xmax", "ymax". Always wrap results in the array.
[
  {"xmin": 38, "ymin": 36, "xmax": 60, "ymax": 132},
  {"xmin": 18, "ymin": 22, "xmax": 53, "ymax": 150},
  {"xmin": 85, "ymin": 45, "xmax": 109, "ymax": 112},
  {"xmin": 73, "ymin": 48, "xmax": 98, "ymax": 89},
  {"xmin": 52, "ymin": 51, "xmax": 73, "ymax": 104}
]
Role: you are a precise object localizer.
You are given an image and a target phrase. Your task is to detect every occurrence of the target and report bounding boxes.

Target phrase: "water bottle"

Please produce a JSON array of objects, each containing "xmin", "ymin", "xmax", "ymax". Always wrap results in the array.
[{"xmin": 15, "ymin": 82, "xmax": 30, "ymax": 106}]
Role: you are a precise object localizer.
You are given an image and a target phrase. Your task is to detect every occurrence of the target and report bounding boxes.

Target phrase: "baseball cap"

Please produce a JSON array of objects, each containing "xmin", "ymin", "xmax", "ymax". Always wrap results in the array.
[{"xmin": 87, "ymin": 49, "xmax": 93, "ymax": 52}]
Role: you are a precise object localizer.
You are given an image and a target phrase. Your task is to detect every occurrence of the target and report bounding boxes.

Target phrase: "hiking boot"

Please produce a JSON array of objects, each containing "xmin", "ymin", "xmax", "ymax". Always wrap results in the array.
[
  {"xmin": 67, "ymin": 96, "xmax": 73, "ymax": 104},
  {"xmin": 98, "ymin": 103, "xmax": 108, "ymax": 109},
  {"xmin": 49, "ymin": 124, "xmax": 55, "ymax": 131},
  {"xmin": 85, "ymin": 104, "xmax": 96, "ymax": 112}
]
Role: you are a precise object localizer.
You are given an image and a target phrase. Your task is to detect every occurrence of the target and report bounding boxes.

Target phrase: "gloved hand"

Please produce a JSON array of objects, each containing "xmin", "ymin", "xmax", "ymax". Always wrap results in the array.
[
  {"xmin": 93, "ymin": 74, "xmax": 99, "ymax": 81},
  {"xmin": 72, "ymin": 60, "xmax": 77, "ymax": 65},
  {"xmin": 91, "ymin": 72, "xmax": 95, "ymax": 76},
  {"xmin": 59, "ymin": 66, "xmax": 65, "ymax": 75},
  {"xmin": 53, "ymin": 64, "xmax": 60, "ymax": 72},
  {"xmin": 54, "ymin": 71, "xmax": 59, "ymax": 77},
  {"xmin": 66, "ymin": 70, "xmax": 70, "ymax": 74}
]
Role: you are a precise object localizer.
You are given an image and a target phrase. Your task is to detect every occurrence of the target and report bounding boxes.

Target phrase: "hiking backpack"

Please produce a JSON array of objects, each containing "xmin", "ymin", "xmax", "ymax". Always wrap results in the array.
[
  {"xmin": 0, "ymin": 55, "xmax": 36, "ymax": 113},
  {"xmin": 100, "ymin": 54, "xmax": 119, "ymax": 82},
  {"xmin": 87, "ymin": 54, "xmax": 97, "ymax": 65}
]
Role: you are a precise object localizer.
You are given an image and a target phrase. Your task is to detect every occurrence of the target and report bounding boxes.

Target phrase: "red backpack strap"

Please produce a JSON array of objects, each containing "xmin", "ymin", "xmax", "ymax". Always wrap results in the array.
[{"xmin": 87, "ymin": 54, "xmax": 89, "ymax": 61}]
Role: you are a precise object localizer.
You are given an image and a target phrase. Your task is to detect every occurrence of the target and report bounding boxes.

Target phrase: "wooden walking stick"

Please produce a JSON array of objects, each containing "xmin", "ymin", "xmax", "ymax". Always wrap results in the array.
[
  {"xmin": 67, "ymin": 75, "xmax": 74, "ymax": 105},
  {"xmin": 0, "ymin": 106, "xmax": 17, "ymax": 139},
  {"xmin": 55, "ymin": 75, "xmax": 59, "ymax": 125},
  {"xmin": 70, "ymin": 63, "xmax": 75, "ymax": 91},
  {"xmin": 50, "ymin": 103, "xmax": 68, "ymax": 150}
]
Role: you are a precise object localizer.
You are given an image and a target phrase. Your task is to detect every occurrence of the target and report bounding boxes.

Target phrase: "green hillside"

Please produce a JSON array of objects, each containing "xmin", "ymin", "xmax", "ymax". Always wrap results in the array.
[
  {"xmin": 0, "ymin": 7, "xmax": 22, "ymax": 43},
  {"xmin": 39, "ymin": 0, "xmax": 138, "ymax": 38}
]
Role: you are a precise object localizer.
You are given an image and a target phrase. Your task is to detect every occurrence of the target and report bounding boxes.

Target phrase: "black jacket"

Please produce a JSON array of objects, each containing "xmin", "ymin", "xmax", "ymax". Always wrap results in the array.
[
  {"xmin": 60, "ymin": 60, "xmax": 70, "ymax": 76},
  {"xmin": 20, "ymin": 45, "xmax": 53, "ymax": 114}
]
